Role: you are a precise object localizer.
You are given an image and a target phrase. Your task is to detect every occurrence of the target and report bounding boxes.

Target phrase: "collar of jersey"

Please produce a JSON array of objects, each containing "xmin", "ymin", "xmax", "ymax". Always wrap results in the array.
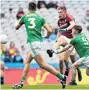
[
  {"xmin": 29, "ymin": 11, "xmax": 35, "ymax": 13},
  {"xmin": 76, "ymin": 33, "xmax": 82, "ymax": 37}
]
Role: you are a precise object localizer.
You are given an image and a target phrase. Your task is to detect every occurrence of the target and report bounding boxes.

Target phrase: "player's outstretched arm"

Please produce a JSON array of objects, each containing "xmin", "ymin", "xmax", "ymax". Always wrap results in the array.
[
  {"xmin": 59, "ymin": 44, "xmax": 72, "ymax": 53},
  {"xmin": 43, "ymin": 24, "xmax": 53, "ymax": 37},
  {"xmin": 47, "ymin": 44, "xmax": 73, "ymax": 57}
]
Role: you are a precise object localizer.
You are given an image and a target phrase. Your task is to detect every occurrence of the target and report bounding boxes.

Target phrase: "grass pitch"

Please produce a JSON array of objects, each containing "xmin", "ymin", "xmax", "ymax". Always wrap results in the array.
[{"xmin": 1, "ymin": 84, "xmax": 89, "ymax": 90}]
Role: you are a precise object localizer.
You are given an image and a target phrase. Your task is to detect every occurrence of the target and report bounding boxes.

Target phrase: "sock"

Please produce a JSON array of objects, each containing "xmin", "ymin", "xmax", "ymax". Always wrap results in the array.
[
  {"xmin": 21, "ymin": 76, "xmax": 25, "ymax": 82},
  {"xmin": 71, "ymin": 80, "xmax": 76, "ymax": 83},
  {"xmin": 60, "ymin": 70, "xmax": 63, "ymax": 74},
  {"xmin": 64, "ymin": 68, "xmax": 70, "ymax": 76},
  {"xmin": 56, "ymin": 72, "xmax": 64, "ymax": 80}
]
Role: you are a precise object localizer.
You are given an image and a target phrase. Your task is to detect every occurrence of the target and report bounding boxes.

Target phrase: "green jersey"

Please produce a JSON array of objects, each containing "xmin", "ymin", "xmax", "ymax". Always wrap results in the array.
[
  {"xmin": 19, "ymin": 12, "xmax": 46, "ymax": 42},
  {"xmin": 70, "ymin": 33, "xmax": 89, "ymax": 57}
]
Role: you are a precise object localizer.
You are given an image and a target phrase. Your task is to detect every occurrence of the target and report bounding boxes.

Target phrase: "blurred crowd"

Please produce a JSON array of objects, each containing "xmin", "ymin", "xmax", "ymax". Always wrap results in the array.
[
  {"xmin": 1, "ymin": 1, "xmax": 89, "ymax": 31},
  {"xmin": 0, "ymin": 0, "xmax": 89, "ymax": 64},
  {"xmin": 82, "ymin": 10, "xmax": 89, "ymax": 31},
  {"xmin": 1, "ymin": 1, "xmax": 58, "ymax": 19},
  {"xmin": 0, "ymin": 1, "xmax": 60, "ymax": 64},
  {"xmin": 0, "ymin": 42, "xmax": 28, "ymax": 63}
]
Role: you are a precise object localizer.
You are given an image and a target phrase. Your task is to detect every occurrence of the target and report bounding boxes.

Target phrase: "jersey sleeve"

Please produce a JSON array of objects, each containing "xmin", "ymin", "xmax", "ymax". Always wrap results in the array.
[
  {"xmin": 42, "ymin": 18, "xmax": 47, "ymax": 26},
  {"xmin": 70, "ymin": 38, "xmax": 76, "ymax": 46},
  {"xmin": 19, "ymin": 15, "xmax": 25, "ymax": 25},
  {"xmin": 67, "ymin": 15, "xmax": 75, "ymax": 22}
]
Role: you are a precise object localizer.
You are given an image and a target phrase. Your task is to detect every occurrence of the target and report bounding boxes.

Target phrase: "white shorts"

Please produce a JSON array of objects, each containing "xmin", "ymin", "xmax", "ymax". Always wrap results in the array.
[
  {"xmin": 62, "ymin": 36, "xmax": 71, "ymax": 44},
  {"xmin": 29, "ymin": 41, "xmax": 42, "ymax": 58},
  {"xmin": 63, "ymin": 36, "xmax": 76, "ymax": 55},
  {"xmin": 78, "ymin": 56, "xmax": 89, "ymax": 68}
]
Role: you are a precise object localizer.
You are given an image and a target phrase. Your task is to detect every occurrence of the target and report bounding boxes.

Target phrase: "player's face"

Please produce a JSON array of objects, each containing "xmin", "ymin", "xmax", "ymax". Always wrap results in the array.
[
  {"xmin": 58, "ymin": 9, "xmax": 66, "ymax": 19},
  {"xmin": 72, "ymin": 28, "xmax": 78, "ymax": 36}
]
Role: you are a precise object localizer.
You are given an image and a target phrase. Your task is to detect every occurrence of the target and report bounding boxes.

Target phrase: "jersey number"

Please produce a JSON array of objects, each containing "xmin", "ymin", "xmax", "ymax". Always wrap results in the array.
[
  {"xmin": 28, "ymin": 18, "xmax": 35, "ymax": 29},
  {"xmin": 82, "ymin": 37, "xmax": 89, "ymax": 45}
]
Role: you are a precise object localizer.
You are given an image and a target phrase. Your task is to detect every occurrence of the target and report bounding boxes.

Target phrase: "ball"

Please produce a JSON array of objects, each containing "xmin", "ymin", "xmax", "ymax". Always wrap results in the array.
[{"xmin": 0, "ymin": 34, "xmax": 8, "ymax": 44}]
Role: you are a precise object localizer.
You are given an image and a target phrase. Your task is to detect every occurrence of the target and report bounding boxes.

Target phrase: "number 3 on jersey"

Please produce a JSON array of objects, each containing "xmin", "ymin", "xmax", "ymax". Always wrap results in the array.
[{"xmin": 28, "ymin": 18, "xmax": 35, "ymax": 29}]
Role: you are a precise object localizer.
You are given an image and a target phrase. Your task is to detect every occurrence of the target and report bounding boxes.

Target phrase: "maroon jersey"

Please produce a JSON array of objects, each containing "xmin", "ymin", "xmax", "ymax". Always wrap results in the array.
[{"xmin": 58, "ymin": 14, "xmax": 74, "ymax": 39}]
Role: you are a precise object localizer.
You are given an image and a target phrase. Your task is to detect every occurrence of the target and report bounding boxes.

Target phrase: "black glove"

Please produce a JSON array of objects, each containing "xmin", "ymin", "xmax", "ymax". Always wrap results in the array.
[{"xmin": 46, "ymin": 49, "xmax": 54, "ymax": 57}]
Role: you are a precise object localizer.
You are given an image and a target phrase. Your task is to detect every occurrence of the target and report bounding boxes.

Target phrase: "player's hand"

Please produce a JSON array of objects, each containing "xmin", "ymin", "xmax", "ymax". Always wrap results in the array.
[
  {"xmin": 58, "ymin": 29, "xmax": 67, "ymax": 33},
  {"xmin": 53, "ymin": 42, "xmax": 59, "ymax": 50}
]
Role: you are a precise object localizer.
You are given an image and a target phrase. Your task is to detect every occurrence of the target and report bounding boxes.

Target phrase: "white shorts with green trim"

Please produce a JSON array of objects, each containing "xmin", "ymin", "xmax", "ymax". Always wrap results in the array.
[
  {"xmin": 29, "ymin": 41, "xmax": 42, "ymax": 58},
  {"xmin": 78, "ymin": 56, "xmax": 89, "ymax": 68}
]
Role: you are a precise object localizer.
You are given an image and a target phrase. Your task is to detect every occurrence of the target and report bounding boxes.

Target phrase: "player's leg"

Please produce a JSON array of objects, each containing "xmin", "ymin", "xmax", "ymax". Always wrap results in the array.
[
  {"xmin": 53, "ymin": 35, "xmax": 70, "ymax": 76},
  {"xmin": 71, "ymin": 56, "xmax": 89, "ymax": 82},
  {"xmin": 57, "ymin": 35, "xmax": 70, "ymax": 74},
  {"xmin": 31, "ymin": 41, "xmax": 63, "ymax": 76},
  {"xmin": 86, "ymin": 67, "xmax": 89, "ymax": 76},
  {"xmin": 83, "ymin": 56, "xmax": 89, "ymax": 76},
  {"xmin": 70, "ymin": 54, "xmax": 82, "ymax": 82},
  {"xmin": 70, "ymin": 57, "xmax": 85, "ymax": 86},
  {"xmin": 34, "ymin": 55, "xmax": 64, "ymax": 79},
  {"xmin": 20, "ymin": 52, "xmax": 33, "ymax": 82},
  {"xmin": 59, "ymin": 59, "xmax": 64, "ymax": 74},
  {"xmin": 64, "ymin": 59, "xmax": 70, "ymax": 76},
  {"xmin": 59, "ymin": 51, "xmax": 69, "ymax": 75},
  {"xmin": 53, "ymin": 39, "xmax": 64, "ymax": 74},
  {"xmin": 34, "ymin": 55, "xmax": 66, "ymax": 88},
  {"xmin": 49, "ymin": 36, "xmax": 64, "ymax": 74},
  {"xmin": 12, "ymin": 52, "xmax": 33, "ymax": 89},
  {"xmin": 57, "ymin": 52, "xmax": 70, "ymax": 83}
]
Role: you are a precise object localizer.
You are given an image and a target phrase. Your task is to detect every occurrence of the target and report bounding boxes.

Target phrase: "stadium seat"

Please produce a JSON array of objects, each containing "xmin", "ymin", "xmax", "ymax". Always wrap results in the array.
[{"xmin": 1, "ymin": 0, "xmax": 89, "ymax": 49}]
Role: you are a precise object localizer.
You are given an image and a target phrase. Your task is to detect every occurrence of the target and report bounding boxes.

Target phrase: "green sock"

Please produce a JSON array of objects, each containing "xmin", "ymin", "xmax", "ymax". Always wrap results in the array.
[
  {"xmin": 60, "ymin": 70, "xmax": 63, "ymax": 74},
  {"xmin": 56, "ymin": 72, "xmax": 64, "ymax": 80},
  {"xmin": 21, "ymin": 76, "xmax": 25, "ymax": 82},
  {"xmin": 71, "ymin": 80, "xmax": 76, "ymax": 83}
]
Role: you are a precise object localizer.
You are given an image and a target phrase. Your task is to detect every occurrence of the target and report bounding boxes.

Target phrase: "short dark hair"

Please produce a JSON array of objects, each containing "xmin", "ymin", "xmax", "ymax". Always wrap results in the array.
[
  {"xmin": 28, "ymin": 2, "xmax": 36, "ymax": 11},
  {"xmin": 73, "ymin": 25, "xmax": 82, "ymax": 33},
  {"xmin": 57, "ymin": 6, "xmax": 66, "ymax": 11}
]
